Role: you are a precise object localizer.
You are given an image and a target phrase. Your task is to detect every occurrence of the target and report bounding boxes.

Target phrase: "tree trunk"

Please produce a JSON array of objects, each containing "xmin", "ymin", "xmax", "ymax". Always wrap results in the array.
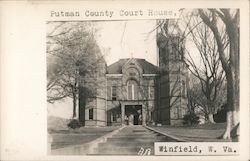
[
  {"xmin": 72, "ymin": 74, "xmax": 78, "ymax": 119},
  {"xmin": 222, "ymin": 111, "xmax": 239, "ymax": 140},
  {"xmin": 222, "ymin": 75, "xmax": 239, "ymax": 139},
  {"xmin": 232, "ymin": 110, "xmax": 239, "ymax": 126},
  {"xmin": 221, "ymin": 85, "xmax": 239, "ymax": 139},
  {"xmin": 223, "ymin": 111, "xmax": 232, "ymax": 139},
  {"xmin": 199, "ymin": 9, "xmax": 239, "ymax": 140},
  {"xmin": 79, "ymin": 86, "xmax": 86, "ymax": 126},
  {"xmin": 208, "ymin": 113, "xmax": 215, "ymax": 124},
  {"xmin": 72, "ymin": 92, "xmax": 77, "ymax": 118},
  {"xmin": 221, "ymin": 10, "xmax": 239, "ymax": 140},
  {"xmin": 222, "ymin": 71, "xmax": 234, "ymax": 139}
]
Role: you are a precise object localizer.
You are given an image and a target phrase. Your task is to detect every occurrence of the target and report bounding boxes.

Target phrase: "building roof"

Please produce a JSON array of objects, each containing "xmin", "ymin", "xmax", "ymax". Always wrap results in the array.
[{"xmin": 107, "ymin": 58, "xmax": 158, "ymax": 74}]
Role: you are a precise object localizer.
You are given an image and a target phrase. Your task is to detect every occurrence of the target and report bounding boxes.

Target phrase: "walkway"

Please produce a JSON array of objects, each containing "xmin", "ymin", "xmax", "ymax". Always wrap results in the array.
[{"xmin": 92, "ymin": 125, "xmax": 176, "ymax": 155}]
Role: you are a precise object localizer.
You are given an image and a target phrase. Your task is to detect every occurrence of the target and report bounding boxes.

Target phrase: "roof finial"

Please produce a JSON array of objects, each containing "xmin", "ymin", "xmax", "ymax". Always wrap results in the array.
[{"xmin": 130, "ymin": 52, "xmax": 133, "ymax": 58}]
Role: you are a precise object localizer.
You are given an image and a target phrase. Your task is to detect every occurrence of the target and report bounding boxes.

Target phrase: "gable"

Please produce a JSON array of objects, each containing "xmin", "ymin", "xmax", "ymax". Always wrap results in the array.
[{"xmin": 107, "ymin": 58, "xmax": 158, "ymax": 74}]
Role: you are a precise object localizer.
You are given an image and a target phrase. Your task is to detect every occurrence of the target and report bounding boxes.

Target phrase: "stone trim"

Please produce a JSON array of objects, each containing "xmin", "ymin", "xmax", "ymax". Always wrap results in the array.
[
  {"xmin": 87, "ymin": 96, "xmax": 106, "ymax": 100},
  {"xmin": 85, "ymin": 119, "xmax": 106, "ymax": 122},
  {"xmin": 143, "ymin": 74, "xmax": 158, "ymax": 76},
  {"xmin": 106, "ymin": 74, "xmax": 123, "ymax": 77}
]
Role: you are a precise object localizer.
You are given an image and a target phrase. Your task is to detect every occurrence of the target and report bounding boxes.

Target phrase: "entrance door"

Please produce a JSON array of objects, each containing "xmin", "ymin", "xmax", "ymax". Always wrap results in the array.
[
  {"xmin": 134, "ymin": 113, "xmax": 139, "ymax": 125},
  {"xmin": 125, "ymin": 105, "xmax": 142, "ymax": 125}
]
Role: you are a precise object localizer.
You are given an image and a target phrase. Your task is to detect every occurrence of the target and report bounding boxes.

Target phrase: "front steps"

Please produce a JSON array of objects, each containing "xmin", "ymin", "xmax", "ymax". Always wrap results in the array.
[{"xmin": 91, "ymin": 125, "xmax": 174, "ymax": 155}]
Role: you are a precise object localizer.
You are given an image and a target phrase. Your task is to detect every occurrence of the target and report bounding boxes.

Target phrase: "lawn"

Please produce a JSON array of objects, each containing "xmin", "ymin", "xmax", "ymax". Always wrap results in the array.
[
  {"xmin": 49, "ymin": 126, "xmax": 119, "ymax": 149},
  {"xmin": 47, "ymin": 116, "xmax": 120, "ymax": 149},
  {"xmin": 149, "ymin": 123, "xmax": 230, "ymax": 142}
]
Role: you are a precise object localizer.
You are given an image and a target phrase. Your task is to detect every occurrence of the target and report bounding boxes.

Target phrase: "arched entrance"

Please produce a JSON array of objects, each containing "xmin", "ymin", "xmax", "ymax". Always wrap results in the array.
[
  {"xmin": 125, "ymin": 105, "xmax": 142, "ymax": 125},
  {"xmin": 121, "ymin": 102, "xmax": 146, "ymax": 126}
]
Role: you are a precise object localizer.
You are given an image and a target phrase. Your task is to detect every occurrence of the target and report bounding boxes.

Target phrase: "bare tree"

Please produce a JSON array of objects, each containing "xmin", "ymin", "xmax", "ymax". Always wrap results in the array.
[
  {"xmin": 47, "ymin": 22, "xmax": 105, "ymax": 118},
  {"xmin": 187, "ymin": 76, "xmax": 203, "ymax": 113},
  {"xmin": 188, "ymin": 74, "xmax": 226, "ymax": 123},
  {"xmin": 199, "ymin": 9, "xmax": 239, "ymax": 139},
  {"xmin": 184, "ymin": 16, "xmax": 226, "ymax": 123},
  {"xmin": 156, "ymin": 10, "xmax": 238, "ymax": 139}
]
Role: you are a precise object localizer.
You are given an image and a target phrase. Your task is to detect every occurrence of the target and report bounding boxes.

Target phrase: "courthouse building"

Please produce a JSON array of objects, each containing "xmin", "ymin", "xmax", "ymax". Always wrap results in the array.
[{"xmin": 78, "ymin": 35, "xmax": 189, "ymax": 126}]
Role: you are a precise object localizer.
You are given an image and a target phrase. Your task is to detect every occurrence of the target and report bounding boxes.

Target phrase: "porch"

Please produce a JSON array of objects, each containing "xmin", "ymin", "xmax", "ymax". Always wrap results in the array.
[{"xmin": 107, "ymin": 101, "xmax": 147, "ymax": 126}]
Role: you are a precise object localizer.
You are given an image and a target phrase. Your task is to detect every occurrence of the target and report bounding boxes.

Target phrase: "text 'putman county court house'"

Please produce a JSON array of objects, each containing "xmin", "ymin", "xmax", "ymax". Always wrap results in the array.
[{"xmin": 78, "ymin": 35, "xmax": 189, "ymax": 126}]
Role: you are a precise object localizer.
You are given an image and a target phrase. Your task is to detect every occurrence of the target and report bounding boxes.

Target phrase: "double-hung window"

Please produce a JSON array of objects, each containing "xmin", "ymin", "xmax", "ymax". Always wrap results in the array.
[
  {"xmin": 111, "ymin": 86, "xmax": 117, "ymax": 100},
  {"xmin": 89, "ymin": 108, "xmax": 93, "ymax": 120}
]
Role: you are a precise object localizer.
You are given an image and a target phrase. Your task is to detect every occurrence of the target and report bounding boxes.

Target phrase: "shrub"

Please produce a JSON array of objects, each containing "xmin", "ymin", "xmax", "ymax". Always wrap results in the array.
[
  {"xmin": 183, "ymin": 113, "xmax": 200, "ymax": 125},
  {"xmin": 67, "ymin": 119, "xmax": 81, "ymax": 129},
  {"xmin": 214, "ymin": 106, "xmax": 227, "ymax": 123}
]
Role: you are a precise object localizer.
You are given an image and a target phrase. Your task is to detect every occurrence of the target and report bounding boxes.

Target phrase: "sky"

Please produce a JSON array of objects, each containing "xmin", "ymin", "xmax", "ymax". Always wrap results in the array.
[{"xmin": 96, "ymin": 20, "xmax": 158, "ymax": 66}]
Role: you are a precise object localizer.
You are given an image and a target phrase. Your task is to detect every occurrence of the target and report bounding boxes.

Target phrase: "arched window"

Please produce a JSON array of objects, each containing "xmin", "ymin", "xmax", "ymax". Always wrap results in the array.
[{"xmin": 127, "ymin": 80, "xmax": 138, "ymax": 100}]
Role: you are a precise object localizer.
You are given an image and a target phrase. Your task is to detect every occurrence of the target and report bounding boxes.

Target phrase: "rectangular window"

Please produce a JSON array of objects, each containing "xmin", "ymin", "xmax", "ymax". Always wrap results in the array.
[
  {"xmin": 150, "ymin": 87, "xmax": 154, "ymax": 99},
  {"xmin": 148, "ymin": 86, "xmax": 151, "ymax": 99},
  {"xmin": 111, "ymin": 86, "xmax": 117, "ymax": 100},
  {"xmin": 112, "ymin": 113, "xmax": 117, "ymax": 122},
  {"xmin": 89, "ymin": 108, "xmax": 93, "ymax": 120},
  {"xmin": 174, "ymin": 107, "xmax": 178, "ymax": 119}
]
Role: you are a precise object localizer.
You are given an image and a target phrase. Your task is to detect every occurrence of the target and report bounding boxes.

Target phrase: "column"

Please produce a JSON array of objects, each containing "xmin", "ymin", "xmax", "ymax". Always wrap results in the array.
[{"xmin": 121, "ymin": 104, "xmax": 125, "ymax": 126}]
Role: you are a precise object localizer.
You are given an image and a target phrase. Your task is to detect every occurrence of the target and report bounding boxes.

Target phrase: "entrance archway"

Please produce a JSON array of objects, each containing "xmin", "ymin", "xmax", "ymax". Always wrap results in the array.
[{"xmin": 125, "ymin": 105, "xmax": 142, "ymax": 125}]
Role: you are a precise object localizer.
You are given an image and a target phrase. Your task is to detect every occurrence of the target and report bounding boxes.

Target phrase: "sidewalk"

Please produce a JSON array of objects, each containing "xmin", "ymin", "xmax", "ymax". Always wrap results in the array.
[{"xmin": 148, "ymin": 123, "xmax": 230, "ymax": 142}]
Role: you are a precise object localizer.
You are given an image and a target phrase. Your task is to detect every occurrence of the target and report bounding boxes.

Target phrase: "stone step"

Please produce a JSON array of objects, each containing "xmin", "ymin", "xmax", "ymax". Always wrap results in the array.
[
  {"xmin": 119, "ymin": 129, "xmax": 153, "ymax": 132},
  {"xmin": 98, "ymin": 142, "xmax": 154, "ymax": 147},
  {"xmin": 92, "ymin": 126, "xmax": 168, "ymax": 155},
  {"xmin": 114, "ymin": 131, "xmax": 155, "ymax": 135},
  {"xmin": 113, "ymin": 132, "xmax": 158, "ymax": 135},
  {"xmin": 94, "ymin": 146, "xmax": 154, "ymax": 155},
  {"xmin": 126, "ymin": 129, "xmax": 149, "ymax": 131},
  {"xmin": 106, "ymin": 137, "xmax": 167, "ymax": 142},
  {"xmin": 111, "ymin": 135, "xmax": 162, "ymax": 139}
]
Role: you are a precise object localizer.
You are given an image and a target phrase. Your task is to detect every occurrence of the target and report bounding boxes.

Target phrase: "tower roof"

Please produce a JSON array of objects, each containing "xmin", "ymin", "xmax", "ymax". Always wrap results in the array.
[{"xmin": 107, "ymin": 58, "xmax": 158, "ymax": 74}]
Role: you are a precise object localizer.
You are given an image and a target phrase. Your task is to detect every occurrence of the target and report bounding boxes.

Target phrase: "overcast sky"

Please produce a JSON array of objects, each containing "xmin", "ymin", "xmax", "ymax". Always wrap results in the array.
[{"xmin": 96, "ymin": 20, "xmax": 158, "ymax": 66}]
